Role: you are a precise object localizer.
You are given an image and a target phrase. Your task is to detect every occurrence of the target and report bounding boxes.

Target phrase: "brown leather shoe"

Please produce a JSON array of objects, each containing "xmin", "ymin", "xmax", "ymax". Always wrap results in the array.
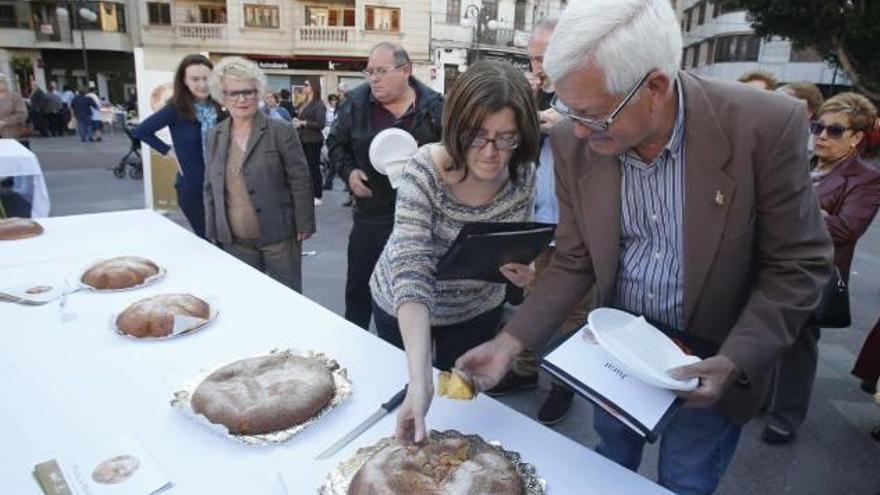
[{"xmin": 484, "ymin": 370, "xmax": 538, "ymax": 397}]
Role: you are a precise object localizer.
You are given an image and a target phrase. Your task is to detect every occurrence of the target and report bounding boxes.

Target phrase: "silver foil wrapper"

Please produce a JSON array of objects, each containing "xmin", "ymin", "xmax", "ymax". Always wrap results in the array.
[
  {"xmin": 319, "ymin": 429, "xmax": 546, "ymax": 495},
  {"xmin": 171, "ymin": 349, "xmax": 352, "ymax": 446},
  {"xmin": 111, "ymin": 294, "xmax": 220, "ymax": 340}
]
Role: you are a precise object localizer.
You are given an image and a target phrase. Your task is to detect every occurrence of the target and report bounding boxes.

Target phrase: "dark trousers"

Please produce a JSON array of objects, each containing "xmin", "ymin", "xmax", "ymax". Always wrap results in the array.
[
  {"xmin": 176, "ymin": 187, "xmax": 206, "ymax": 239},
  {"xmin": 75, "ymin": 117, "xmax": 92, "ymax": 142},
  {"xmin": 45, "ymin": 113, "xmax": 64, "ymax": 136},
  {"xmin": 344, "ymin": 217, "xmax": 393, "ymax": 329},
  {"xmin": 373, "ymin": 302, "xmax": 503, "ymax": 371},
  {"xmin": 302, "ymin": 141, "xmax": 323, "ymax": 199},
  {"xmin": 766, "ymin": 324, "xmax": 820, "ymax": 432},
  {"xmin": 853, "ymin": 318, "xmax": 880, "ymax": 384}
]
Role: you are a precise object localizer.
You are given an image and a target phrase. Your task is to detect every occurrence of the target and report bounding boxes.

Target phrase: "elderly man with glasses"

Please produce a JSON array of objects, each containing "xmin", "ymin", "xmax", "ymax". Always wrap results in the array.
[
  {"xmin": 327, "ymin": 42, "xmax": 444, "ymax": 331},
  {"xmin": 457, "ymin": 0, "xmax": 833, "ymax": 493}
]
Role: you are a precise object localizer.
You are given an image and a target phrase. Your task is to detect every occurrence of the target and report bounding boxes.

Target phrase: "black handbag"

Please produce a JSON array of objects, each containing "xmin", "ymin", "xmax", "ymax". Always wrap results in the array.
[{"xmin": 810, "ymin": 266, "xmax": 851, "ymax": 328}]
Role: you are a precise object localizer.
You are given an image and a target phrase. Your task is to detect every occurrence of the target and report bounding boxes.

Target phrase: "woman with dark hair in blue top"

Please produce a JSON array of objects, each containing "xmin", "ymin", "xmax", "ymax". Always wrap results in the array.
[{"xmin": 134, "ymin": 54, "xmax": 224, "ymax": 238}]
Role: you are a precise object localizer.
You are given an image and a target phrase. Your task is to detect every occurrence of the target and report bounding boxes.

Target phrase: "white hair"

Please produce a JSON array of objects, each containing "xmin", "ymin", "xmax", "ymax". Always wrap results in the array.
[
  {"xmin": 544, "ymin": 0, "xmax": 682, "ymax": 94},
  {"xmin": 210, "ymin": 56, "xmax": 267, "ymax": 102}
]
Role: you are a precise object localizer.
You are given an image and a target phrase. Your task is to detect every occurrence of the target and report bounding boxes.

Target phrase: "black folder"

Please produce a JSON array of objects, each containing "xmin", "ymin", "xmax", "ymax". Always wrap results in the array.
[{"xmin": 435, "ymin": 222, "xmax": 556, "ymax": 283}]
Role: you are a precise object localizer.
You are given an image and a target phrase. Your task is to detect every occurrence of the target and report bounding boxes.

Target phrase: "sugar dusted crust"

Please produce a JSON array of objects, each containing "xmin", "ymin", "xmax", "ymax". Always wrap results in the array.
[
  {"xmin": 191, "ymin": 353, "xmax": 335, "ymax": 435},
  {"xmin": 81, "ymin": 256, "xmax": 160, "ymax": 290},
  {"xmin": 348, "ymin": 435, "xmax": 523, "ymax": 495},
  {"xmin": 116, "ymin": 293, "xmax": 210, "ymax": 338},
  {"xmin": 0, "ymin": 218, "xmax": 43, "ymax": 240}
]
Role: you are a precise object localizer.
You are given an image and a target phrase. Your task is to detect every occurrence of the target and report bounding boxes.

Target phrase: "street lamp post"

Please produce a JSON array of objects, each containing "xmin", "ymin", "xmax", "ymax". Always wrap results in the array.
[
  {"xmin": 57, "ymin": 1, "xmax": 97, "ymax": 87},
  {"xmin": 462, "ymin": 5, "xmax": 498, "ymax": 66}
]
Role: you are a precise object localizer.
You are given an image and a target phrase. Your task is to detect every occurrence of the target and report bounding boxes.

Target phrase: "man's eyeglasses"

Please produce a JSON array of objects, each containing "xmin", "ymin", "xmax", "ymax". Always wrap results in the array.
[
  {"xmin": 222, "ymin": 89, "xmax": 258, "ymax": 102},
  {"xmin": 551, "ymin": 71, "xmax": 653, "ymax": 132},
  {"xmin": 809, "ymin": 121, "xmax": 851, "ymax": 139},
  {"xmin": 362, "ymin": 64, "xmax": 406, "ymax": 78},
  {"xmin": 469, "ymin": 135, "xmax": 519, "ymax": 151}
]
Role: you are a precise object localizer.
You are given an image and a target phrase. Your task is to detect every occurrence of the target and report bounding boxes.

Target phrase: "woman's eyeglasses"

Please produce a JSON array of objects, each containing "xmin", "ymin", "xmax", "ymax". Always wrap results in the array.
[
  {"xmin": 469, "ymin": 135, "xmax": 519, "ymax": 150},
  {"xmin": 809, "ymin": 121, "xmax": 851, "ymax": 139},
  {"xmin": 222, "ymin": 89, "xmax": 258, "ymax": 102}
]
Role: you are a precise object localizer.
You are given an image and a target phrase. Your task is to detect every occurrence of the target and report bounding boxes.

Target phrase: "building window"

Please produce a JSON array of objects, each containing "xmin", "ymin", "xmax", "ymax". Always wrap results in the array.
[
  {"xmin": 147, "ymin": 2, "xmax": 171, "ymax": 26},
  {"xmin": 305, "ymin": 6, "xmax": 355, "ymax": 27},
  {"xmin": 514, "ymin": 0, "xmax": 526, "ymax": 30},
  {"xmin": 199, "ymin": 5, "xmax": 227, "ymax": 24},
  {"xmin": 365, "ymin": 6, "xmax": 400, "ymax": 32},
  {"xmin": 714, "ymin": 34, "xmax": 761, "ymax": 62},
  {"xmin": 697, "ymin": 1, "xmax": 706, "ymax": 25},
  {"xmin": 684, "ymin": 8, "xmax": 693, "ymax": 31},
  {"xmin": 692, "ymin": 43, "xmax": 701, "ymax": 67},
  {"xmin": 244, "ymin": 4, "xmax": 279, "ymax": 29},
  {"xmin": 446, "ymin": 0, "xmax": 460, "ymax": 24},
  {"xmin": 0, "ymin": 4, "xmax": 16, "ymax": 28},
  {"xmin": 790, "ymin": 46, "xmax": 823, "ymax": 63},
  {"xmin": 714, "ymin": 1, "xmax": 739, "ymax": 17}
]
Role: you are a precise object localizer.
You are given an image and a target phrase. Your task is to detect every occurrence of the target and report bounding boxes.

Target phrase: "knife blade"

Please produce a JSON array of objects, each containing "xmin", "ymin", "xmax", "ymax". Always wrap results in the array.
[{"xmin": 315, "ymin": 384, "xmax": 408, "ymax": 460}]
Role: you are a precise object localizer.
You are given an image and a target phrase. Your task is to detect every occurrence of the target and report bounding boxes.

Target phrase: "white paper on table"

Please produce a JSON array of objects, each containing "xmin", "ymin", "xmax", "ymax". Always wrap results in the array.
[
  {"xmin": 55, "ymin": 433, "xmax": 173, "ymax": 495},
  {"xmin": 542, "ymin": 328, "xmax": 679, "ymax": 440}
]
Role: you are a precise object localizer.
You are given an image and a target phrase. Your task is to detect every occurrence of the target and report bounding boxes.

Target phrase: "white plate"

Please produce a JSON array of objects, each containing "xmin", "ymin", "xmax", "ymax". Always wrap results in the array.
[
  {"xmin": 368, "ymin": 128, "xmax": 417, "ymax": 188},
  {"xmin": 587, "ymin": 308, "xmax": 700, "ymax": 391}
]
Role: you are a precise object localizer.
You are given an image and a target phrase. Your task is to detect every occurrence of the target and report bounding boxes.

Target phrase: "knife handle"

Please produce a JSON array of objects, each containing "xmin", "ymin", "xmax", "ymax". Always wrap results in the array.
[{"xmin": 381, "ymin": 385, "xmax": 408, "ymax": 412}]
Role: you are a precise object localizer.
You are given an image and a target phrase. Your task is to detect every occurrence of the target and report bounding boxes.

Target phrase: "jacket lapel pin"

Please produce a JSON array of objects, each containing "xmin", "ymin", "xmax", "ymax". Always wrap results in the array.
[{"xmin": 714, "ymin": 190, "xmax": 725, "ymax": 206}]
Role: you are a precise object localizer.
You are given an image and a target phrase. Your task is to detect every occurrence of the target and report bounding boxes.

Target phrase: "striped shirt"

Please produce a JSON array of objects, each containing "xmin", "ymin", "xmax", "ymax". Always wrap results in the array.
[
  {"xmin": 613, "ymin": 81, "xmax": 686, "ymax": 329},
  {"xmin": 370, "ymin": 145, "xmax": 536, "ymax": 326}
]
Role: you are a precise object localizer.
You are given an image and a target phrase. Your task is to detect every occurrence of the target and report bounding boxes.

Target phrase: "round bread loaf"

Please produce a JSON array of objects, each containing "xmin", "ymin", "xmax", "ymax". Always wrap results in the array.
[
  {"xmin": 81, "ymin": 256, "xmax": 160, "ymax": 290},
  {"xmin": 116, "ymin": 293, "xmax": 210, "ymax": 338},
  {"xmin": 348, "ymin": 434, "xmax": 523, "ymax": 495},
  {"xmin": 0, "ymin": 218, "xmax": 43, "ymax": 240},
  {"xmin": 191, "ymin": 353, "xmax": 335, "ymax": 435}
]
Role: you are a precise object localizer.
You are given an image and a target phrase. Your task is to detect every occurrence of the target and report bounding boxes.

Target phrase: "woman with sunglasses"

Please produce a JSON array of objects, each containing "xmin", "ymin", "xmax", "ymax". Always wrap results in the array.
[
  {"xmin": 368, "ymin": 61, "xmax": 540, "ymax": 443},
  {"xmin": 203, "ymin": 57, "xmax": 315, "ymax": 292},
  {"xmin": 764, "ymin": 92, "xmax": 880, "ymax": 444},
  {"xmin": 294, "ymin": 77, "xmax": 327, "ymax": 206},
  {"xmin": 134, "ymin": 54, "xmax": 223, "ymax": 238}
]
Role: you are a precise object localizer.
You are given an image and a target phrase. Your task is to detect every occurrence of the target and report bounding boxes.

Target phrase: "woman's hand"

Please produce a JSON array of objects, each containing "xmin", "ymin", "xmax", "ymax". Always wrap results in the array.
[
  {"xmin": 500, "ymin": 262, "xmax": 535, "ymax": 288},
  {"xmin": 396, "ymin": 378, "xmax": 434, "ymax": 444},
  {"xmin": 296, "ymin": 232, "xmax": 312, "ymax": 242}
]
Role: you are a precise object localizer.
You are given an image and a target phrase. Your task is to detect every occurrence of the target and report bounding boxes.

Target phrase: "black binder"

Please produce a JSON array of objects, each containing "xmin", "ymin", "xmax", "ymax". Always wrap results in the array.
[{"xmin": 435, "ymin": 222, "xmax": 556, "ymax": 283}]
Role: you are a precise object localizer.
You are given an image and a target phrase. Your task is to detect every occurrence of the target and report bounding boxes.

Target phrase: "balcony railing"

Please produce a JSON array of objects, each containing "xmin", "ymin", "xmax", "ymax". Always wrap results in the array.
[
  {"xmin": 297, "ymin": 26, "xmax": 352, "ymax": 44},
  {"xmin": 176, "ymin": 23, "xmax": 226, "ymax": 40}
]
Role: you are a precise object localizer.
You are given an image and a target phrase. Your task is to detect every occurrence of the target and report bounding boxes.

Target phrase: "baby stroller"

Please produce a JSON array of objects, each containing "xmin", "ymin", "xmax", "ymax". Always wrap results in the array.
[{"xmin": 114, "ymin": 121, "xmax": 143, "ymax": 180}]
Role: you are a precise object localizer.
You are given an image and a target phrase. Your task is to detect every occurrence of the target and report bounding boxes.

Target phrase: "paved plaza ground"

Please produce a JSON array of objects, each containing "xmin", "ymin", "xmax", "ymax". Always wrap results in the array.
[{"xmin": 24, "ymin": 133, "xmax": 880, "ymax": 494}]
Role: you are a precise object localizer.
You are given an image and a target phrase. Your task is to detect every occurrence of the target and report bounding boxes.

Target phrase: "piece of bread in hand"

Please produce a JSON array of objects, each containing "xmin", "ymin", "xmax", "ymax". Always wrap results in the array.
[{"xmin": 437, "ymin": 369, "xmax": 476, "ymax": 400}]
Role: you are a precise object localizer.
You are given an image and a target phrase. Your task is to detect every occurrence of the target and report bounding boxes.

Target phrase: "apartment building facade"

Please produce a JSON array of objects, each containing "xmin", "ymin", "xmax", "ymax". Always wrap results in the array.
[
  {"xmin": 0, "ymin": 0, "xmax": 136, "ymax": 102},
  {"xmin": 678, "ymin": 0, "xmax": 851, "ymax": 90}
]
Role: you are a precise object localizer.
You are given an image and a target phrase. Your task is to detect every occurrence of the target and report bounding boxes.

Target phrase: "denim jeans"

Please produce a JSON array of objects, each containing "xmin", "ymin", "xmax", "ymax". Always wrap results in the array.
[
  {"xmin": 76, "ymin": 117, "xmax": 92, "ymax": 142},
  {"xmin": 593, "ymin": 404, "xmax": 741, "ymax": 495}
]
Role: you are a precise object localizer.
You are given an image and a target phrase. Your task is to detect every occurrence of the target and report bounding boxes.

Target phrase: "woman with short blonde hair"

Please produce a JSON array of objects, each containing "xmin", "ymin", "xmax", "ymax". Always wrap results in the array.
[{"xmin": 203, "ymin": 57, "xmax": 315, "ymax": 292}]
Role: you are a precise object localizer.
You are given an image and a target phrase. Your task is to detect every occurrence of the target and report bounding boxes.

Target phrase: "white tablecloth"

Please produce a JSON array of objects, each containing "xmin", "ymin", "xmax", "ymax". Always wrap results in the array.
[
  {"xmin": 0, "ymin": 210, "xmax": 671, "ymax": 495},
  {"xmin": 0, "ymin": 138, "xmax": 51, "ymax": 217}
]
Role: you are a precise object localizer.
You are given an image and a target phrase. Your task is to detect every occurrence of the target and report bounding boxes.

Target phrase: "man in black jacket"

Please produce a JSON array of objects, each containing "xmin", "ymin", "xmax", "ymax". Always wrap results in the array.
[{"xmin": 327, "ymin": 42, "xmax": 444, "ymax": 330}]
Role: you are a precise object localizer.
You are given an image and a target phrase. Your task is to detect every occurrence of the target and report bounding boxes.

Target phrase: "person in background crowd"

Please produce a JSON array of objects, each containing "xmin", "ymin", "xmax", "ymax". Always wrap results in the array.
[
  {"xmin": 86, "ymin": 84, "xmax": 103, "ymax": 142},
  {"xmin": 294, "ymin": 77, "xmax": 327, "ymax": 206},
  {"xmin": 44, "ymin": 81, "xmax": 64, "ymax": 137},
  {"xmin": 327, "ymin": 42, "xmax": 444, "ymax": 330},
  {"xmin": 853, "ymin": 314, "xmax": 880, "ymax": 443},
  {"xmin": 59, "ymin": 84, "xmax": 74, "ymax": 134},
  {"xmin": 372, "ymin": 61, "xmax": 539, "ymax": 443},
  {"xmin": 484, "ymin": 17, "xmax": 590, "ymax": 427},
  {"xmin": 28, "ymin": 80, "xmax": 50, "ymax": 137},
  {"xmin": 337, "ymin": 82, "xmax": 350, "ymax": 103},
  {"xmin": 777, "ymin": 82, "xmax": 824, "ymax": 156},
  {"xmin": 737, "ymin": 70, "xmax": 778, "ymax": 91},
  {"xmin": 279, "ymin": 89, "xmax": 297, "ymax": 120},
  {"xmin": 0, "ymin": 73, "xmax": 30, "ymax": 147},
  {"xmin": 204, "ymin": 56, "xmax": 315, "ymax": 293},
  {"xmin": 456, "ymin": 1, "xmax": 832, "ymax": 493},
  {"xmin": 763, "ymin": 93, "xmax": 880, "ymax": 444},
  {"xmin": 321, "ymin": 94, "xmax": 340, "ymax": 191},
  {"xmin": 124, "ymin": 87, "xmax": 138, "ymax": 114},
  {"xmin": 135, "ymin": 54, "xmax": 224, "ymax": 239},
  {"xmin": 70, "ymin": 87, "xmax": 97, "ymax": 143},
  {"xmin": 60, "ymin": 85, "xmax": 75, "ymax": 107},
  {"xmin": 261, "ymin": 92, "xmax": 292, "ymax": 123}
]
